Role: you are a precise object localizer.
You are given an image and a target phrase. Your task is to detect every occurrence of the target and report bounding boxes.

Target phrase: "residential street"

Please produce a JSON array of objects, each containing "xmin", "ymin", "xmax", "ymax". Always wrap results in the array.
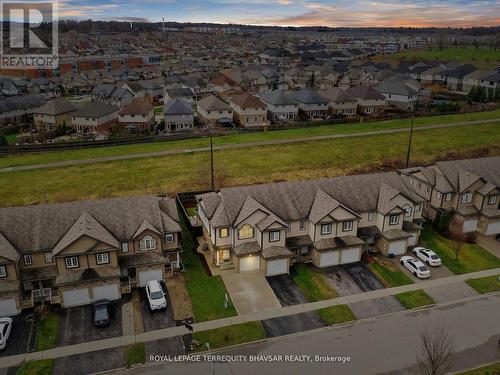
[{"xmin": 127, "ymin": 294, "xmax": 500, "ymax": 375}]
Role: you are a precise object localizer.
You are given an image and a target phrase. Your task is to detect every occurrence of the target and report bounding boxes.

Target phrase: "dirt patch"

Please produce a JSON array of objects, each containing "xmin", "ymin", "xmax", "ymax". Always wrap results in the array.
[{"xmin": 165, "ymin": 273, "xmax": 194, "ymax": 321}]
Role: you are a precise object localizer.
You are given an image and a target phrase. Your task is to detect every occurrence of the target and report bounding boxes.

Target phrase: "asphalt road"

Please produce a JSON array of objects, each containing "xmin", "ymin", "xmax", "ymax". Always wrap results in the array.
[
  {"xmin": 1, "ymin": 118, "xmax": 498, "ymax": 173},
  {"xmin": 128, "ymin": 294, "xmax": 500, "ymax": 375}
]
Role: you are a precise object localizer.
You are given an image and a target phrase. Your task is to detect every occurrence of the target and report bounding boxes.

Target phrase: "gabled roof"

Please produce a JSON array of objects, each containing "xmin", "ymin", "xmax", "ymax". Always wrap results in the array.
[
  {"xmin": 0, "ymin": 233, "xmax": 19, "ymax": 262},
  {"xmin": 230, "ymin": 93, "xmax": 265, "ymax": 109},
  {"xmin": 197, "ymin": 95, "xmax": 231, "ymax": 111},
  {"xmin": 309, "ymin": 189, "xmax": 342, "ymax": 224},
  {"xmin": 72, "ymin": 101, "xmax": 119, "ymax": 118},
  {"xmin": 377, "ymin": 183, "xmax": 405, "ymax": 215},
  {"xmin": 164, "ymin": 99, "xmax": 193, "ymax": 115},
  {"xmin": 133, "ymin": 219, "xmax": 162, "ymax": 239},
  {"xmin": 457, "ymin": 169, "xmax": 481, "ymax": 193},
  {"xmin": 318, "ymin": 88, "xmax": 357, "ymax": 103},
  {"xmin": 346, "ymin": 85, "xmax": 386, "ymax": 100},
  {"xmin": 119, "ymin": 99, "xmax": 153, "ymax": 115},
  {"xmin": 33, "ymin": 98, "xmax": 78, "ymax": 116},
  {"xmin": 259, "ymin": 90, "xmax": 298, "ymax": 106},
  {"xmin": 289, "ymin": 89, "xmax": 329, "ymax": 104},
  {"xmin": 234, "ymin": 196, "xmax": 271, "ymax": 226}
]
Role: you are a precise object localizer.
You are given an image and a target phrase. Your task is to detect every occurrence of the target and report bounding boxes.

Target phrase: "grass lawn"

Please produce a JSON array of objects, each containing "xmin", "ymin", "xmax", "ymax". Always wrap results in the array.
[
  {"xmin": 292, "ymin": 265, "xmax": 337, "ymax": 301},
  {"xmin": 316, "ymin": 305, "xmax": 356, "ymax": 325},
  {"xmin": 16, "ymin": 359, "xmax": 54, "ymax": 375},
  {"xmin": 192, "ymin": 321, "xmax": 266, "ymax": 351},
  {"xmin": 124, "ymin": 343, "xmax": 145, "ymax": 367},
  {"xmin": 35, "ymin": 314, "xmax": 60, "ymax": 351},
  {"xmin": 1, "ymin": 122, "xmax": 499, "ymax": 208},
  {"xmin": 5, "ymin": 134, "xmax": 17, "ymax": 144},
  {"xmin": 372, "ymin": 47, "xmax": 500, "ymax": 69},
  {"xmin": 466, "ymin": 275, "xmax": 500, "ymax": 294},
  {"xmin": 394, "ymin": 290, "xmax": 434, "ymax": 309},
  {"xmin": 420, "ymin": 228, "xmax": 500, "ymax": 274},
  {"xmin": 180, "ymin": 216, "xmax": 237, "ymax": 322},
  {"xmin": 368, "ymin": 262, "xmax": 413, "ymax": 287},
  {"xmin": 455, "ymin": 362, "xmax": 500, "ymax": 375},
  {"xmin": 154, "ymin": 106, "xmax": 163, "ymax": 114},
  {"xmin": 1, "ymin": 109, "xmax": 500, "ymax": 169},
  {"xmin": 186, "ymin": 207, "xmax": 198, "ymax": 217}
]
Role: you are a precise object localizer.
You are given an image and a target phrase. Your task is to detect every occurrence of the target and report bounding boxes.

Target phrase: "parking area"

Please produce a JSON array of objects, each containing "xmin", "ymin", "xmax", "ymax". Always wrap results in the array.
[
  {"xmin": 0, "ymin": 310, "xmax": 35, "ymax": 357},
  {"xmin": 388, "ymin": 255, "xmax": 454, "ymax": 283},
  {"xmin": 139, "ymin": 284, "xmax": 176, "ymax": 332},
  {"xmin": 348, "ymin": 296, "xmax": 405, "ymax": 319},
  {"xmin": 58, "ymin": 301, "xmax": 123, "ymax": 346},
  {"xmin": 266, "ymin": 274, "xmax": 308, "ymax": 306},
  {"xmin": 53, "ymin": 347, "xmax": 125, "ymax": 375},
  {"xmin": 315, "ymin": 266, "xmax": 363, "ymax": 296},
  {"xmin": 425, "ymin": 282, "xmax": 478, "ymax": 304},
  {"xmin": 223, "ymin": 271, "xmax": 281, "ymax": 314},
  {"xmin": 342, "ymin": 262, "xmax": 384, "ymax": 291}
]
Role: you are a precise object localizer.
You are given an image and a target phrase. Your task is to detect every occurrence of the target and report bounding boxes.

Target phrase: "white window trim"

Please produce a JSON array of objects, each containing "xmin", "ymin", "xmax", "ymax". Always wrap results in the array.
[
  {"xmin": 389, "ymin": 214, "xmax": 400, "ymax": 225},
  {"xmin": 121, "ymin": 242, "xmax": 129, "ymax": 253},
  {"xmin": 321, "ymin": 223, "xmax": 332, "ymax": 235},
  {"xmin": 165, "ymin": 233, "xmax": 175, "ymax": 243},
  {"xmin": 238, "ymin": 224, "xmax": 254, "ymax": 240},
  {"xmin": 219, "ymin": 228, "xmax": 229, "ymax": 238},
  {"xmin": 367, "ymin": 211, "xmax": 375, "ymax": 222},
  {"xmin": 44, "ymin": 252, "xmax": 52, "ymax": 263},
  {"xmin": 141, "ymin": 235, "xmax": 157, "ymax": 251},
  {"xmin": 402, "ymin": 204, "xmax": 412, "ymax": 217},
  {"xmin": 65, "ymin": 256, "xmax": 79, "ymax": 269},
  {"xmin": 0, "ymin": 265, "xmax": 6, "ymax": 278},
  {"xmin": 342, "ymin": 221, "xmax": 353, "ymax": 232},
  {"xmin": 96, "ymin": 252, "xmax": 109, "ymax": 265},
  {"xmin": 445, "ymin": 193, "xmax": 452, "ymax": 201},
  {"xmin": 461, "ymin": 192, "xmax": 473, "ymax": 203},
  {"xmin": 24, "ymin": 254, "xmax": 32, "ymax": 266},
  {"xmin": 487, "ymin": 195, "xmax": 497, "ymax": 205},
  {"xmin": 269, "ymin": 230, "xmax": 280, "ymax": 242},
  {"xmin": 299, "ymin": 220, "xmax": 307, "ymax": 231}
]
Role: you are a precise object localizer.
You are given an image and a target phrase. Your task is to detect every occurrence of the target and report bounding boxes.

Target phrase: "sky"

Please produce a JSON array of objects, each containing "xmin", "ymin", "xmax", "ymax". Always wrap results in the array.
[{"xmin": 55, "ymin": 0, "xmax": 500, "ymax": 27}]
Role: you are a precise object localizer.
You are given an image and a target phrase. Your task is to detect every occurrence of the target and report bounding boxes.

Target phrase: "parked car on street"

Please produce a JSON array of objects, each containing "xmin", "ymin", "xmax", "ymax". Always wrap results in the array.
[
  {"xmin": 400, "ymin": 256, "xmax": 431, "ymax": 279},
  {"xmin": 92, "ymin": 299, "xmax": 111, "ymax": 327},
  {"xmin": 0, "ymin": 317, "xmax": 13, "ymax": 350},
  {"xmin": 412, "ymin": 247, "xmax": 442, "ymax": 266},
  {"xmin": 146, "ymin": 280, "xmax": 167, "ymax": 311}
]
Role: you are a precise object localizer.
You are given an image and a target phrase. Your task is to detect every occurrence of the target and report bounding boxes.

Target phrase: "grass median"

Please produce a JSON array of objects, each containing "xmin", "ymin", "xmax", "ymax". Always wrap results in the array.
[
  {"xmin": 35, "ymin": 314, "xmax": 60, "ymax": 351},
  {"xmin": 466, "ymin": 275, "xmax": 500, "ymax": 294},
  {"xmin": 394, "ymin": 290, "xmax": 434, "ymax": 309},
  {"xmin": 16, "ymin": 359, "xmax": 54, "ymax": 375},
  {"xmin": 124, "ymin": 343, "xmax": 146, "ymax": 367},
  {"xmin": 317, "ymin": 305, "xmax": 357, "ymax": 325},
  {"xmin": 192, "ymin": 321, "xmax": 266, "ymax": 352}
]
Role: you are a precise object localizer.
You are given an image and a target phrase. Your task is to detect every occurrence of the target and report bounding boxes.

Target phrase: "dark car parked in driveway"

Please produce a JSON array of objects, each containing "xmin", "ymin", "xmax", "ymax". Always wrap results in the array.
[{"xmin": 92, "ymin": 300, "xmax": 111, "ymax": 327}]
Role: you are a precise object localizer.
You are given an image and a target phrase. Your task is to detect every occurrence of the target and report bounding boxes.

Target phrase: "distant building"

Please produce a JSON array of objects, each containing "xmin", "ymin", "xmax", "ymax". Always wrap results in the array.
[{"xmin": 164, "ymin": 99, "xmax": 194, "ymax": 131}]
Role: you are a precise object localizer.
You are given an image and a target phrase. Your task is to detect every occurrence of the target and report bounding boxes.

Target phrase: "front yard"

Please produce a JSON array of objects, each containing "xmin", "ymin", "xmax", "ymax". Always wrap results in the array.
[
  {"xmin": 192, "ymin": 321, "xmax": 266, "ymax": 351},
  {"xmin": 420, "ymin": 228, "xmax": 500, "ymax": 275},
  {"xmin": 394, "ymin": 290, "xmax": 434, "ymax": 309},
  {"xmin": 16, "ymin": 360, "xmax": 54, "ymax": 375},
  {"xmin": 466, "ymin": 275, "xmax": 500, "ymax": 294},
  {"xmin": 367, "ymin": 259, "xmax": 413, "ymax": 287},
  {"xmin": 124, "ymin": 343, "xmax": 145, "ymax": 367},
  {"xmin": 35, "ymin": 314, "xmax": 60, "ymax": 351},
  {"xmin": 316, "ymin": 305, "xmax": 356, "ymax": 325},
  {"xmin": 292, "ymin": 265, "xmax": 337, "ymax": 301}
]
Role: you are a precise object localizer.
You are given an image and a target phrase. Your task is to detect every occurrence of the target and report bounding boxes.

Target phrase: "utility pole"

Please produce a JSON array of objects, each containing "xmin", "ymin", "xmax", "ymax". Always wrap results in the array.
[
  {"xmin": 210, "ymin": 134, "xmax": 214, "ymax": 190},
  {"xmin": 405, "ymin": 112, "xmax": 414, "ymax": 168}
]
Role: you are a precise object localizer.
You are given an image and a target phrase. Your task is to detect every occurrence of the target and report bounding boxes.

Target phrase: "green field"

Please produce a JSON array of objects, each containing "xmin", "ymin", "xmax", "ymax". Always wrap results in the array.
[
  {"xmin": 1, "ymin": 109, "xmax": 500, "ymax": 169},
  {"xmin": 1, "ymin": 122, "xmax": 499, "ymax": 208},
  {"xmin": 373, "ymin": 47, "xmax": 500, "ymax": 69}
]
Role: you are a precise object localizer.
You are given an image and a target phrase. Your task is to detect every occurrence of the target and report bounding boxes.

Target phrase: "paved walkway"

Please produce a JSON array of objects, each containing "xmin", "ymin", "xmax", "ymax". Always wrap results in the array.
[
  {"xmin": 1, "ymin": 118, "xmax": 498, "ymax": 173},
  {"xmin": 1, "ymin": 267, "xmax": 499, "ymax": 369}
]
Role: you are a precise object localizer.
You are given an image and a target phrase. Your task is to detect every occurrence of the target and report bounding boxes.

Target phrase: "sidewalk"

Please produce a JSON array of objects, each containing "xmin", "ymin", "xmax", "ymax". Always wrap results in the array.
[{"xmin": 1, "ymin": 267, "xmax": 499, "ymax": 369}]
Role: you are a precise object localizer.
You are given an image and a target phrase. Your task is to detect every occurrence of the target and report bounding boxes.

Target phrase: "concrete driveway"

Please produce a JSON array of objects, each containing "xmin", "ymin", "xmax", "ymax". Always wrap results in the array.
[
  {"xmin": 222, "ymin": 271, "xmax": 281, "ymax": 314},
  {"xmin": 342, "ymin": 262, "xmax": 384, "ymax": 291},
  {"xmin": 266, "ymin": 274, "xmax": 308, "ymax": 306},
  {"xmin": 58, "ymin": 301, "xmax": 123, "ymax": 346},
  {"xmin": 390, "ymin": 255, "xmax": 454, "ymax": 283},
  {"xmin": 140, "ymin": 286, "xmax": 176, "ymax": 332},
  {"xmin": 53, "ymin": 347, "xmax": 125, "ymax": 375},
  {"xmin": 425, "ymin": 281, "xmax": 478, "ymax": 304},
  {"xmin": 348, "ymin": 296, "xmax": 405, "ymax": 319},
  {"xmin": 314, "ymin": 266, "xmax": 363, "ymax": 296},
  {"xmin": 476, "ymin": 234, "xmax": 500, "ymax": 259}
]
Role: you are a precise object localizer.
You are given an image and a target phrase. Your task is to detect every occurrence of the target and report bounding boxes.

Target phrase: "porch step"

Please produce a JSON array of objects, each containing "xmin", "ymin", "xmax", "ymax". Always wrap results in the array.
[{"xmin": 219, "ymin": 262, "xmax": 235, "ymax": 270}]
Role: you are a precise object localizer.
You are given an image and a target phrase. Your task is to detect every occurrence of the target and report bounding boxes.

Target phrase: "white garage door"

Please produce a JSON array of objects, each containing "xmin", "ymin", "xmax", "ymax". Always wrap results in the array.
[
  {"xmin": 266, "ymin": 259, "xmax": 288, "ymax": 276},
  {"xmin": 463, "ymin": 219, "xmax": 478, "ymax": 233},
  {"xmin": 320, "ymin": 251, "xmax": 339, "ymax": 267},
  {"xmin": 92, "ymin": 284, "xmax": 120, "ymax": 301},
  {"xmin": 340, "ymin": 248, "xmax": 361, "ymax": 264},
  {"xmin": 388, "ymin": 240, "xmax": 407, "ymax": 256},
  {"xmin": 0, "ymin": 298, "xmax": 18, "ymax": 316},
  {"xmin": 407, "ymin": 233, "xmax": 418, "ymax": 247},
  {"xmin": 485, "ymin": 221, "xmax": 500, "ymax": 236},
  {"xmin": 239, "ymin": 255, "xmax": 260, "ymax": 272},
  {"xmin": 138, "ymin": 269, "xmax": 163, "ymax": 287},
  {"xmin": 63, "ymin": 288, "xmax": 90, "ymax": 307}
]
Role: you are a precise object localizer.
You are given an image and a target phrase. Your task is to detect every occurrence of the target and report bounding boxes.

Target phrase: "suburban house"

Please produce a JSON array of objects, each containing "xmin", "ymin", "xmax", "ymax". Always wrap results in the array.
[
  {"xmin": 71, "ymin": 102, "xmax": 120, "ymax": 133},
  {"xmin": 374, "ymin": 82, "xmax": 418, "ymax": 110},
  {"xmin": 346, "ymin": 85, "xmax": 386, "ymax": 115},
  {"xmin": 164, "ymin": 87, "xmax": 196, "ymax": 104},
  {"xmin": 33, "ymin": 99, "xmax": 79, "ymax": 132},
  {"xmin": 118, "ymin": 99, "xmax": 155, "ymax": 133},
  {"xmin": 442, "ymin": 64, "xmax": 477, "ymax": 91},
  {"xmin": 196, "ymin": 94, "xmax": 233, "ymax": 127},
  {"xmin": 229, "ymin": 93, "xmax": 270, "ymax": 128},
  {"xmin": 0, "ymin": 196, "xmax": 182, "ymax": 316},
  {"xmin": 318, "ymin": 88, "xmax": 358, "ymax": 116},
  {"xmin": 400, "ymin": 157, "xmax": 500, "ymax": 236},
  {"xmin": 461, "ymin": 70, "xmax": 500, "ymax": 95},
  {"xmin": 164, "ymin": 99, "xmax": 194, "ymax": 131},
  {"xmin": 289, "ymin": 89, "xmax": 329, "ymax": 119},
  {"xmin": 0, "ymin": 95, "xmax": 45, "ymax": 126},
  {"xmin": 258, "ymin": 90, "xmax": 299, "ymax": 122},
  {"xmin": 196, "ymin": 171, "xmax": 425, "ymax": 276}
]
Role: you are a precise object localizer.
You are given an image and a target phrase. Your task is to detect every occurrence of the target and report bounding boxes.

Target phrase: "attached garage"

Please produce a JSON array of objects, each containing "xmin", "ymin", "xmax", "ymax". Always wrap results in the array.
[
  {"xmin": 265, "ymin": 258, "xmax": 288, "ymax": 276},
  {"xmin": 463, "ymin": 219, "xmax": 478, "ymax": 233},
  {"xmin": 138, "ymin": 269, "xmax": 163, "ymax": 287},
  {"xmin": 485, "ymin": 221, "xmax": 500, "ymax": 236},
  {"xmin": 239, "ymin": 255, "xmax": 260, "ymax": 272},
  {"xmin": 92, "ymin": 284, "xmax": 120, "ymax": 301},
  {"xmin": 0, "ymin": 298, "xmax": 18, "ymax": 316},
  {"xmin": 388, "ymin": 240, "xmax": 407, "ymax": 256},
  {"xmin": 319, "ymin": 250, "xmax": 339, "ymax": 267},
  {"xmin": 407, "ymin": 233, "xmax": 418, "ymax": 247},
  {"xmin": 340, "ymin": 247, "xmax": 361, "ymax": 264},
  {"xmin": 62, "ymin": 288, "xmax": 90, "ymax": 307}
]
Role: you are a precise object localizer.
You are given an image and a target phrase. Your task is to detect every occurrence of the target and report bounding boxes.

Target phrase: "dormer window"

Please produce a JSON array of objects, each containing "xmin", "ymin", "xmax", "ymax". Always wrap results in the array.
[
  {"xmin": 342, "ymin": 221, "xmax": 353, "ymax": 232},
  {"xmin": 165, "ymin": 233, "xmax": 174, "ymax": 243},
  {"xmin": 461, "ymin": 192, "xmax": 473, "ymax": 203},
  {"xmin": 487, "ymin": 195, "xmax": 497, "ymax": 205},
  {"xmin": 321, "ymin": 223, "xmax": 332, "ymax": 235},
  {"xmin": 402, "ymin": 204, "xmax": 412, "ymax": 217},
  {"xmin": 140, "ymin": 235, "xmax": 156, "ymax": 250},
  {"xmin": 269, "ymin": 230, "xmax": 280, "ymax": 242},
  {"xmin": 238, "ymin": 224, "xmax": 254, "ymax": 239}
]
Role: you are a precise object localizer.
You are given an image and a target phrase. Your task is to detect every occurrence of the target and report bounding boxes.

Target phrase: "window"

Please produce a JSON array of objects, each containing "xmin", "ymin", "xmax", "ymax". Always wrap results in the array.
[
  {"xmin": 487, "ymin": 195, "xmax": 497, "ymax": 205},
  {"xmin": 321, "ymin": 223, "xmax": 332, "ymax": 235},
  {"xmin": 140, "ymin": 235, "xmax": 156, "ymax": 250},
  {"xmin": 342, "ymin": 221, "xmax": 353, "ymax": 232},
  {"xmin": 121, "ymin": 242, "xmax": 129, "ymax": 253},
  {"xmin": 0, "ymin": 265, "xmax": 6, "ymax": 278},
  {"xmin": 389, "ymin": 214, "xmax": 399, "ymax": 225},
  {"xmin": 367, "ymin": 211, "xmax": 375, "ymax": 222},
  {"xmin": 414, "ymin": 204, "xmax": 421, "ymax": 213},
  {"xmin": 219, "ymin": 228, "xmax": 229, "ymax": 238},
  {"xmin": 436, "ymin": 192, "xmax": 442, "ymax": 200},
  {"xmin": 402, "ymin": 204, "xmax": 412, "ymax": 217},
  {"xmin": 44, "ymin": 252, "xmax": 52, "ymax": 263},
  {"xmin": 269, "ymin": 230, "xmax": 280, "ymax": 242},
  {"xmin": 426, "ymin": 186, "xmax": 431, "ymax": 193},
  {"xmin": 461, "ymin": 192, "xmax": 473, "ymax": 203},
  {"xmin": 299, "ymin": 220, "xmax": 307, "ymax": 231},
  {"xmin": 65, "ymin": 256, "xmax": 79, "ymax": 269},
  {"xmin": 238, "ymin": 224, "xmax": 254, "ymax": 239},
  {"xmin": 445, "ymin": 193, "xmax": 452, "ymax": 201},
  {"xmin": 23, "ymin": 254, "xmax": 32, "ymax": 266},
  {"xmin": 165, "ymin": 233, "xmax": 174, "ymax": 243},
  {"xmin": 96, "ymin": 252, "xmax": 109, "ymax": 265}
]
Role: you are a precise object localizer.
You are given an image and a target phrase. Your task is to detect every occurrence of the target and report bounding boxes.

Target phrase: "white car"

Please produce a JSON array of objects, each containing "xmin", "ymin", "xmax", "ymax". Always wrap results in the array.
[
  {"xmin": 413, "ymin": 247, "xmax": 442, "ymax": 267},
  {"xmin": 400, "ymin": 256, "xmax": 431, "ymax": 279},
  {"xmin": 145, "ymin": 280, "xmax": 167, "ymax": 311},
  {"xmin": 0, "ymin": 317, "xmax": 13, "ymax": 350}
]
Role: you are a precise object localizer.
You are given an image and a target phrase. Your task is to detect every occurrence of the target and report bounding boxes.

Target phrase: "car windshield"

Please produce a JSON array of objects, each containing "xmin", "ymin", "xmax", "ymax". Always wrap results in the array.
[
  {"xmin": 95, "ymin": 306, "xmax": 108, "ymax": 320},
  {"xmin": 418, "ymin": 266, "xmax": 427, "ymax": 271},
  {"xmin": 431, "ymin": 255, "xmax": 439, "ymax": 259},
  {"xmin": 150, "ymin": 290, "xmax": 163, "ymax": 300}
]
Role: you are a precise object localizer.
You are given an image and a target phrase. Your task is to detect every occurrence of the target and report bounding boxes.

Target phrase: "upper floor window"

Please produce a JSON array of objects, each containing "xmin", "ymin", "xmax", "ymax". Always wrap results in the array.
[
  {"xmin": 238, "ymin": 224, "xmax": 254, "ymax": 239},
  {"xmin": 414, "ymin": 204, "xmax": 421, "ymax": 212},
  {"xmin": 299, "ymin": 220, "xmax": 307, "ymax": 231},
  {"xmin": 140, "ymin": 235, "xmax": 156, "ymax": 250},
  {"xmin": 426, "ymin": 186, "xmax": 431, "ymax": 193},
  {"xmin": 321, "ymin": 223, "xmax": 332, "ymax": 235},
  {"xmin": 23, "ymin": 254, "xmax": 32, "ymax": 266},
  {"xmin": 269, "ymin": 230, "xmax": 280, "ymax": 242},
  {"xmin": 436, "ymin": 192, "xmax": 442, "ymax": 200},
  {"xmin": 444, "ymin": 193, "xmax": 452, "ymax": 202},
  {"xmin": 165, "ymin": 233, "xmax": 174, "ymax": 243},
  {"xmin": 402, "ymin": 204, "xmax": 412, "ymax": 217},
  {"xmin": 44, "ymin": 252, "xmax": 53, "ymax": 263},
  {"xmin": 461, "ymin": 192, "xmax": 473, "ymax": 204},
  {"xmin": 96, "ymin": 252, "xmax": 110, "ymax": 265},
  {"xmin": 389, "ymin": 214, "xmax": 399, "ymax": 225},
  {"xmin": 65, "ymin": 256, "xmax": 79, "ymax": 269},
  {"xmin": 487, "ymin": 195, "xmax": 497, "ymax": 205},
  {"xmin": 367, "ymin": 211, "xmax": 375, "ymax": 222},
  {"xmin": 0, "ymin": 265, "xmax": 6, "ymax": 278},
  {"xmin": 342, "ymin": 221, "xmax": 353, "ymax": 232},
  {"xmin": 121, "ymin": 242, "xmax": 129, "ymax": 253},
  {"xmin": 219, "ymin": 228, "xmax": 229, "ymax": 238}
]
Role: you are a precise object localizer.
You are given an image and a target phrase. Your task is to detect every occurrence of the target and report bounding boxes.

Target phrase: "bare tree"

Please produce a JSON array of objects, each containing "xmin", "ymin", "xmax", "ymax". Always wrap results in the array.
[
  {"xmin": 416, "ymin": 325, "xmax": 455, "ymax": 375},
  {"xmin": 449, "ymin": 217, "xmax": 468, "ymax": 261}
]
